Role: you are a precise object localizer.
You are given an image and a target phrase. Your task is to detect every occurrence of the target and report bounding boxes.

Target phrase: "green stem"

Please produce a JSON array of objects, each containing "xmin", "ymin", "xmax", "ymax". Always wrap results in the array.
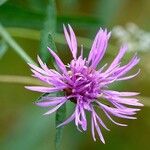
[
  {"xmin": 0, "ymin": 24, "xmax": 36, "ymax": 64},
  {"xmin": 55, "ymin": 93, "xmax": 66, "ymax": 150}
]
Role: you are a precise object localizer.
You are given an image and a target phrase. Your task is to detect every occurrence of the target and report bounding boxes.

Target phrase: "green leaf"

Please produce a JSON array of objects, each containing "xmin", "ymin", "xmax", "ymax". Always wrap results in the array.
[
  {"xmin": 55, "ymin": 92, "xmax": 66, "ymax": 150},
  {"xmin": 47, "ymin": 33, "xmax": 58, "ymax": 66},
  {"xmin": 36, "ymin": 92, "xmax": 49, "ymax": 102},
  {"xmin": 0, "ymin": 39, "xmax": 8, "ymax": 58},
  {"xmin": 39, "ymin": 0, "xmax": 56, "ymax": 62}
]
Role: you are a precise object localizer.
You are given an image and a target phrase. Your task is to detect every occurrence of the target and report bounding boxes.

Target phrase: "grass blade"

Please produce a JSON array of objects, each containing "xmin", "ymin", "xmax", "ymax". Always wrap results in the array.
[
  {"xmin": 0, "ymin": 23, "xmax": 36, "ymax": 64},
  {"xmin": 0, "ymin": 39, "xmax": 8, "ymax": 58}
]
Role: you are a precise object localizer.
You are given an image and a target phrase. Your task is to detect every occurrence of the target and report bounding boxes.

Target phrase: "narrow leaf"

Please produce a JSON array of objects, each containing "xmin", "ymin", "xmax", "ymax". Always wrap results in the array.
[
  {"xmin": 48, "ymin": 33, "xmax": 57, "ymax": 65},
  {"xmin": 36, "ymin": 92, "xmax": 57, "ymax": 103},
  {"xmin": 39, "ymin": 0, "xmax": 56, "ymax": 62},
  {"xmin": 38, "ymin": 1, "xmax": 66, "ymax": 149},
  {"xmin": 55, "ymin": 92, "xmax": 66, "ymax": 150}
]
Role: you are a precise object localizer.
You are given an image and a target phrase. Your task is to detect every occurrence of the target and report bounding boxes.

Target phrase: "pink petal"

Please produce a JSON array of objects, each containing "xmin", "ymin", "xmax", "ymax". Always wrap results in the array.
[
  {"xmin": 91, "ymin": 117, "xmax": 96, "ymax": 141},
  {"xmin": 25, "ymin": 86, "xmax": 66, "ymax": 93},
  {"xmin": 117, "ymin": 69, "xmax": 140, "ymax": 81},
  {"xmin": 88, "ymin": 28, "xmax": 111, "ymax": 68},
  {"xmin": 92, "ymin": 111, "xmax": 105, "ymax": 143},
  {"xmin": 47, "ymin": 47, "xmax": 67, "ymax": 74},
  {"xmin": 107, "ymin": 44, "xmax": 128, "ymax": 72},
  {"xmin": 63, "ymin": 24, "xmax": 77, "ymax": 59}
]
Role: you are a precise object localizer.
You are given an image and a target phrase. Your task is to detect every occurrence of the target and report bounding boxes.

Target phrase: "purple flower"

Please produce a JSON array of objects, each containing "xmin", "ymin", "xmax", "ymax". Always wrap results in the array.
[{"xmin": 26, "ymin": 25, "xmax": 143, "ymax": 143}]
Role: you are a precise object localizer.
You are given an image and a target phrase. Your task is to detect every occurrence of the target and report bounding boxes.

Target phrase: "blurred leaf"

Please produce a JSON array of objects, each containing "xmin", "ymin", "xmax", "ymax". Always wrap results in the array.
[
  {"xmin": 0, "ymin": 39, "xmax": 8, "ymax": 58},
  {"xmin": 0, "ymin": 0, "xmax": 7, "ymax": 6},
  {"xmin": 55, "ymin": 92, "xmax": 66, "ymax": 150},
  {"xmin": 62, "ymin": 0, "xmax": 78, "ymax": 6},
  {"xmin": 0, "ymin": 3, "xmax": 44, "ymax": 29},
  {"xmin": 0, "ymin": 3, "xmax": 101, "ymax": 30},
  {"xmin": 57, "ymin": 15, "xmax": 101, "ymax": 30},
  {"xmin": 1, "ymin": 106, "xmax": 54, "ymax": 150},
  {"xmin": 39, "ymin": 0, "xmax": 56, "ymax": 62},
  {"xmin": 95, "ymin": 0, "xmax": 126, "ymax": 26},
  {"xmin": 27, "ymin": 0, "xmax": 47, "ymax": 13}
]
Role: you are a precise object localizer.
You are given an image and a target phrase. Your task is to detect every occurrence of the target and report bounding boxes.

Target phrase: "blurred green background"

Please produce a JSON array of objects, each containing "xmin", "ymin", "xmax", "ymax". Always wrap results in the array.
[{"xmin": 0, "ymin": 0, "xmax": 150, "ymax": 150}]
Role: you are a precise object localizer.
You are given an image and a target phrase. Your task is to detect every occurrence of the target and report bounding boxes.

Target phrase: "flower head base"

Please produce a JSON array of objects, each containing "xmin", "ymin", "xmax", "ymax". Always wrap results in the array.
[{"xmin": 26, "ymin": 24, "xmax": 143, "ymax": 143}]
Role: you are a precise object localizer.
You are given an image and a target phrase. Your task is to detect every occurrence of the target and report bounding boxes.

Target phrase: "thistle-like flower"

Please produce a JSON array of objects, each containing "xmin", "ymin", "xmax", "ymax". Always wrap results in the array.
[{"xmin": 26, "ymin": 25, "xmax": 143, "ymax": 143}]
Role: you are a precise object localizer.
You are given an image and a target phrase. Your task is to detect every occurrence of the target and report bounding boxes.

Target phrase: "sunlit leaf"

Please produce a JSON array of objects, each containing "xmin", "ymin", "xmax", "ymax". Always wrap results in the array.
[{"xmin": 0, "ymin": 0, "xmax": 7, "ymax": 6}]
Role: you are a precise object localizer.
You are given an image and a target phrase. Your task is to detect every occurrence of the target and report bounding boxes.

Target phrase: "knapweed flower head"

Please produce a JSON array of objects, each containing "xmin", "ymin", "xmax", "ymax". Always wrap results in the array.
[{"xmin": 26, "ymin": 25, "xmax": 143, "ymax": 143}]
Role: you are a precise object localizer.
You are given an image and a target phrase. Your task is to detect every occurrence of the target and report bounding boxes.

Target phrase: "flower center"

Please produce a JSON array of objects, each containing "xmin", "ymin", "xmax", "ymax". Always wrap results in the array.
[{"xmin": 64, "ymin": 66, "xmax": 100, "ymax": 103}]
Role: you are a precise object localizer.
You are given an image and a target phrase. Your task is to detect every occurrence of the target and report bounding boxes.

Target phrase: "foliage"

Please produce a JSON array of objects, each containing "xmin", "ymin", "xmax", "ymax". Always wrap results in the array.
[{"xmin": 0, "ymin": 0, "xmax": 150, "ymax": 150}]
